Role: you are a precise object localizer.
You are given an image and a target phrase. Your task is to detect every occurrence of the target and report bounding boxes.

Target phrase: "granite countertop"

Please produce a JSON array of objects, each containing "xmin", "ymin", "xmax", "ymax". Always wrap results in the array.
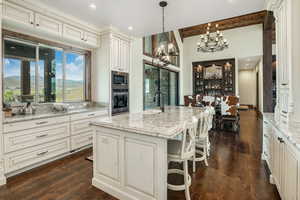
[
  {"xmin": 3, "ymin": 106, "xmax": 108, "ymax": 124},
  {"xmin": 263, "ymin": 113, "xmax": 300, "ymax": 150},
  {"xmin": 91, "ymin": 106, "xmax": 205, "ymax": 139}
]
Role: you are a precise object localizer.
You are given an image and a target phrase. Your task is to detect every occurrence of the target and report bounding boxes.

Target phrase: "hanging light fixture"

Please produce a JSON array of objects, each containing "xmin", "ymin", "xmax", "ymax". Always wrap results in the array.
[
  {"xmin": 153, "ymin": 1, "xmax": 178, "ymax": 66},
  {"xmin": 197, "ymin": 23, "xmax": 229, "ymax": 53}
]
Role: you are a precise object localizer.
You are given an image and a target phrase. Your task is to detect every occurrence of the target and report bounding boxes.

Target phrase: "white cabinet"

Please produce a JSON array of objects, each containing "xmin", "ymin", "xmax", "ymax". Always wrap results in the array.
[
  {"xmin": 84, "ymin": 31, "xmax": 100, "ymax": 47},
  {"xmin": 3, "ymin": 123, "xmax": 70, "ymax": 153},
  {"xmin": 263, "ymin": 115, "xmax": 300, "ymax": 200},
  {"xmin": 4, "ymin": 138, "xmax": 70, "ymax": 173},
  {"xmin": 120, "ymin": 40, "xmax": 130, "ymax": 73},
  {"xmin": 35, "ymin": 14, "xmax": 63, "ymax": 36},
  {"xmin": 3, "ymin": 1, "xmax": 100, "ymax": 48},
  {"xmin": 94, "ymin": 130, "xmax": 121, "ymax": 183},
  {"xmin": 63, "ymin": 24, "xmax": 84, "ymax": 43},
  {"xmin": 111, "ymin": 36, "xmax": 121, "ymax": 71},
  {"xmin": 284, "ymin": 143, "xmax": 298, "ymax": 200},
  {"xmin": 111, "ymin": 36, "xmax": 130, "ymax": 72},
  {"xmin": 3, "ymin": 2, "xmax": 34, "ymax": 27}
]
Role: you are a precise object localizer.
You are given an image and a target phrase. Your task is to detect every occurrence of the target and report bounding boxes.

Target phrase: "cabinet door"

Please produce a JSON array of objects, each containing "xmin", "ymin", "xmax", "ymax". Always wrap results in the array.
[
  {"xmin": 95, "ymin": 131, "xmax": 120, "ymax": 182},
  {"xmin": 111, "ymin": 36, "xmax": 121, "ymax": 71},
  {"xmin": 35, "ymin": 14, "xmax": 63, "ymax": 37},
  {"xmin": 120, "ymin": 40, "xmax": 130, "ymax": 72},
  {"xmin": 285, "ymin": 143, "xmax": 298, "ymax": 200},
  {"xmin": 272, "ymin": 134, "xmax": 282, "ymax": 193},
  {"xmin": 63, "ymin": 24, "xmax": 84, "ymax": 43},
  {"xmin": 84, "ymin": 31, "xmax": 100, "ymax": 47},
  {"xmin": 3, "ymin": 2, "xmax": 34, "ymax": 27}
]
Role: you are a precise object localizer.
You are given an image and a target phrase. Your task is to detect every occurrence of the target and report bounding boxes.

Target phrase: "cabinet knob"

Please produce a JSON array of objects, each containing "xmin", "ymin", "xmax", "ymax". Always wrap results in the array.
[
  {"xmin": 30, "ymin": 21, "xmax": 34, "ymax": 25},
  {"xmin": 36, "ymin": 24, "xmax": 40, "ymax": 27}
]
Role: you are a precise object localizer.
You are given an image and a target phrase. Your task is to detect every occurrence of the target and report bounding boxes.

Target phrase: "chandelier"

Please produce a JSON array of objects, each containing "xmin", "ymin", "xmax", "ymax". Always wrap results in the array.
[
  {"xmin": 153, "ymin": 1, "xmax": 178, "ymax": 66},
  {"xmin": 197, "ymin": 23, "xmax": 229, "ymax": 53}
]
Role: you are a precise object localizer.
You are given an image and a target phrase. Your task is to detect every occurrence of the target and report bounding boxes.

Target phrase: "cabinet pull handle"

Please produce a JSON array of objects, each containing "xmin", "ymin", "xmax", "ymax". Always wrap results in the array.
[
  {"xmin": 282, "ymin": 111, "xmax": 288, "ymax": 114},
  {"xmin": 88, "ymin": 113, "xmax": 95, "ymax": 117},
  {"xmin": 36, "ymin": 23, "xmax": 40, "ymax": 27},
  {"xmin": 36, "ymin": 134, "xmax": 48, "ymax": 138},
  {"xmin": 37, "ymin": 151, "xmax": 48, "ymax": 156},
  {"xmin": 36, "ymin": 121, "xmax": 48, "ymax": 125},
  {"xmin": 281, "ymin": 83, "xmax": 287, "ymax": 86},
  {"xmin": 264, "ymin": 134, "xmax": 269, "ymax": 138}
]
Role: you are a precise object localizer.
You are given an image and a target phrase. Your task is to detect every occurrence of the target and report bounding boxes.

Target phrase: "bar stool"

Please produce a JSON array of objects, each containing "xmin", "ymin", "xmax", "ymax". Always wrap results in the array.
[
  {"xmin": 167, "ymin": 117, "xmax": 198, "ymax": 200},
  {"xmin": 193, "ymin": 111, "xmax": 210, "ymax": 173}
]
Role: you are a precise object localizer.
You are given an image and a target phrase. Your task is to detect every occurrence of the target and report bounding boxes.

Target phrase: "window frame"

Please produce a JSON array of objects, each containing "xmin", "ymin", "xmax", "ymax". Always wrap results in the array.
[{"xmin": 2, "ymin": 30, "xmax": 91, "ymax": 104}]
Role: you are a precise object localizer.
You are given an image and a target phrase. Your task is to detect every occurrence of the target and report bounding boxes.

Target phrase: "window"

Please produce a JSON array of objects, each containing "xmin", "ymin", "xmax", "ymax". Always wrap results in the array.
[
  {"xmin": 65, "ymin": 52, "xmax": 85, "ymax": 102},
  {"xmin": 3, "ymin": 38, "xmax": 88, "ymax": 104},
  {"xmin": 143, "ymin": 31, "xmax": 180, "ymax": 67},
  {"xmin": 143, "ymin": 61, "xmax": 179, "ymax": 110}
]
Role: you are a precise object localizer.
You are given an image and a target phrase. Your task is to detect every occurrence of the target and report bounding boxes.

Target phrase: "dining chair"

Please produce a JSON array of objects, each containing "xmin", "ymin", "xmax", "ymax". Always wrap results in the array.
[{"xmin": 167, "ymin": 117, "xmax": 198, "ymax": 200}]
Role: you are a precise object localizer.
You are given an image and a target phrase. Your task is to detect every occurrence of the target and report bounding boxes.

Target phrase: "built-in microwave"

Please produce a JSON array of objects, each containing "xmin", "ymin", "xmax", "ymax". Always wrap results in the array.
[{"xmin": 112, "ymin": 71, "xmax": 128, "ymax": 85}]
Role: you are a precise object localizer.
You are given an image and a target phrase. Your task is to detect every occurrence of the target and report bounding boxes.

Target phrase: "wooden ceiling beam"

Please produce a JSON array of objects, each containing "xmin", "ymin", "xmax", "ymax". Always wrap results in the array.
[{"xmin": 179, "ymin": 10, "xmax": 268, "ymax": 39}]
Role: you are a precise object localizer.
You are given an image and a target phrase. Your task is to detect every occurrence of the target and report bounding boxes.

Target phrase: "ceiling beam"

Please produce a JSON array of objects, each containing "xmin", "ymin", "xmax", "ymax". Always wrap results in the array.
[{"xmin": 179, "ymin": 10, "xmax": 268, "ymax": 39}]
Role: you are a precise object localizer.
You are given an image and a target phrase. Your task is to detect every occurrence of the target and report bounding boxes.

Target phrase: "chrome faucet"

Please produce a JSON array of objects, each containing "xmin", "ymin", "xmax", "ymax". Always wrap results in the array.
[{"xmin": 155, "ymin": 91, "xmax": 165, "ymax": 112}]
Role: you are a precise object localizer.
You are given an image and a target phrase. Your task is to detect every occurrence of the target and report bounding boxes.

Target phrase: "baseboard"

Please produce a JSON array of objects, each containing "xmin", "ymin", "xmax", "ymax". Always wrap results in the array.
[{"xmin": 92, "ymin": 178, "xmax": 138, "ymax": 200}]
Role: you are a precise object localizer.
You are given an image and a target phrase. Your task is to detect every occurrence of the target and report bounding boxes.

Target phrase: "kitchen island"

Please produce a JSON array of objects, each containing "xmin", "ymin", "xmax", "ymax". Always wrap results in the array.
[{"xmin": 90, "ymin": 106, "xmax": 204, "ymax": 200}]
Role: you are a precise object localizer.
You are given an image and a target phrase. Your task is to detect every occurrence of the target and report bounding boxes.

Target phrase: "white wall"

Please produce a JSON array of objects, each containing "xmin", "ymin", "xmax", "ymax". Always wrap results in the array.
[
  {"xmin": 238, "ymin": 69, "xmax": 257, "ymax": 106},
  {"xmin": 182, "ymin": 24, "xmax": 263, "ymax": 96}
]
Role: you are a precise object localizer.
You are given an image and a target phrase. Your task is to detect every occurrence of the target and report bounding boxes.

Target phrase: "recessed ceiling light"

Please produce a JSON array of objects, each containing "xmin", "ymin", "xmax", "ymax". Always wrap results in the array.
[
  {"xmin": 128, "ymin": 26, "xmax": 133, "ymax": 31},
  {"xmin": 89, "ymin": 3, "xmax": 96, "ymax": 10}
]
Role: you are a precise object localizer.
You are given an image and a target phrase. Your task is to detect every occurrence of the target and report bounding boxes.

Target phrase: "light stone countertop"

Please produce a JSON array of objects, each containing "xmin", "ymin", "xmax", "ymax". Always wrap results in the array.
[
  {"xmin": 91, "ymin": 106, "xmax": 206, "ymax": 139},
  {"xmin": 263, "ymin": 113, "xmax": 300, "ymax": 151},
  {"xmin": 3, "ymin": 106, "xmax": 108, "ymax": 124}
]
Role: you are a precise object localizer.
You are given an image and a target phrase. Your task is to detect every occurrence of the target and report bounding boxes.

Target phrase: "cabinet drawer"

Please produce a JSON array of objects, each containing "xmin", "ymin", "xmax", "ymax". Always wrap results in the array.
[
  {"xmin": 4, "ymin": 123, "xmax": 70, "ymax": 153},
  {"xmin": 71, "ymin": 118, "xmax": 94, "ymax": 136},
  {"xmin": 71, "ymin": 133, "xmax": 93, "ymax": 150},
  {"xmin": 4, "ymin": 138, "xmax": 70, "ymax": 173},
  {"xmin": 4, "ymin": 116, "xmax": 70, "ymax": 133},
  {"xmin": 70, "ymin": 110, "xmax": 108, "ymax": 121}
]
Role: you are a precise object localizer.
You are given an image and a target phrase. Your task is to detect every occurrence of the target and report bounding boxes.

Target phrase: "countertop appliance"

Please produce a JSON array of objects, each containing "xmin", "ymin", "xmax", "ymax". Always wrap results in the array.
[{"xmin": 112, "ymin": 71, "xmax": 129, "ymax": 115}]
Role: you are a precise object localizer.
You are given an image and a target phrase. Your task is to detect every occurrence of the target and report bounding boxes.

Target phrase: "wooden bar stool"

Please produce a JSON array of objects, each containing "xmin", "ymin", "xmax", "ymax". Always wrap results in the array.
[
  {"xmin": 167, "ymin": 117, "xmax": 198, "ymax": 200},
  {"xmin": 193, "ymin": 111, "xmax": 210, "ymax": 173}
]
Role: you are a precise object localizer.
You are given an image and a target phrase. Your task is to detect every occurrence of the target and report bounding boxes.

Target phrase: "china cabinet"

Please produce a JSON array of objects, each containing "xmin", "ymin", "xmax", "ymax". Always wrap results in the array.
[{"xmin": 192, "ymin": 58, "xmax": 235, "ymax": 96}]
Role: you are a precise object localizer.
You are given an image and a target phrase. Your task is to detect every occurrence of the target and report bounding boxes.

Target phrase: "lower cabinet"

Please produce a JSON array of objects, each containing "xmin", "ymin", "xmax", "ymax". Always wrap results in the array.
[
  {"xmin": 265, "ymin": 121, "xmax": 300, "ymax": 200},
  {"xmin": 284, "ymin": 142, "xmax": 298, "ymax": 200},
  {"xmin": 4, "ymin": 138, "xmax": 70, "ymax": 173},
  {"xmin": 3, "ymin": 109, "xmax": 108, "ymax": 175}
]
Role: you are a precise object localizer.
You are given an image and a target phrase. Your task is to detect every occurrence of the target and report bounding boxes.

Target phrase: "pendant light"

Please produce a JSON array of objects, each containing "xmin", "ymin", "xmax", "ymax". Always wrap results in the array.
[{"xmin": 153, "ymin": 1, "xmax": 178, "ymax": 66}]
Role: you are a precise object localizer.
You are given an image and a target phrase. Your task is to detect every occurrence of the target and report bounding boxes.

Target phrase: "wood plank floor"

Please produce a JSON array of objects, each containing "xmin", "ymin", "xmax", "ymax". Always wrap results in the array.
[{"xmin": 0, "ymin": 110, "xmax": 281, "ymax": 200}]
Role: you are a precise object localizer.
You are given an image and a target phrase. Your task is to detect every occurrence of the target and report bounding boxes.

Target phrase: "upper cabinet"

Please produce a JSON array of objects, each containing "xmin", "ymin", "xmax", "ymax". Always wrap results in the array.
[
  {"xmin": 111, "ymin": 35, "xmax": 130, "ymax": 73},
  {"xmin": 2, "ymin": 1, "xmax": 100, "ymax": 48},
  {"xmin": 3, "ymin": 2, "xmax": 34, "ymax": 27},
  {"xmin": 63, "ymin": 24, "xmax": 84, "ymax": 43},
  {"xmin": 35, "ymin": 14, "xmax": 63, "ymax": 37}
]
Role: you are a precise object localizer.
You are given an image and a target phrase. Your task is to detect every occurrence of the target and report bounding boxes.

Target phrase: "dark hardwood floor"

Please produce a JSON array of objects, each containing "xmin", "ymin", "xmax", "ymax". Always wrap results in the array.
[{"xmin": 0, "ymin": 110, "xmax": 280, "ymax": 200}]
